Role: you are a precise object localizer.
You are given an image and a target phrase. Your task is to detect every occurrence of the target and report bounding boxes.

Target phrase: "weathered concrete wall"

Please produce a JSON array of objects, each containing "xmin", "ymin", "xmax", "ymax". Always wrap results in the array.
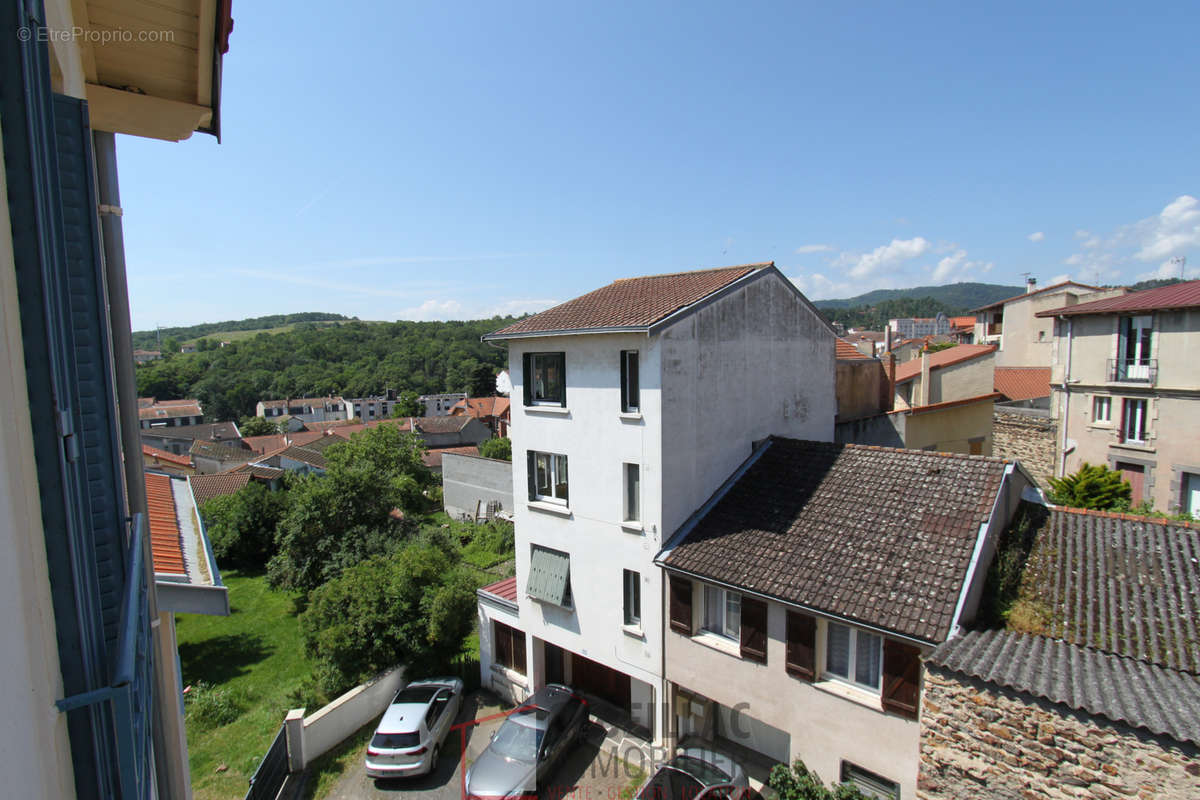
[
  {"xmin": 442, "ymin": 453, "xmax": 513, "ymax": 520},
  {"xmin": 993, "ymin": 407, "xmax": 1057, "ymax": 487},
  {"xmin": 835, "ymin": 411, "xmax": 905, "ymax": 448},
  {"xmin": 287, "ymin": 666, "xmax": 406, "ymax": 770},
  {"xmin": 918, "ymin": 667, "xmax": 1200, "ymax": 800},
  {"xmin": 836, "ymin": 358, "xmax": 888, "ymax": 422}
]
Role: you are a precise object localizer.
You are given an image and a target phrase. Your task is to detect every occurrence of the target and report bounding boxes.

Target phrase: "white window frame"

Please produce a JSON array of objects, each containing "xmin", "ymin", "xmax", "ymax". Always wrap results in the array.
[
  {"xmin": 623, "ymin": 569, "xmax": 641, "ymax": 627},
  {"xmin": 823, "ymin": 621, "xmax": 883, "ymax": 692},
  {"xmin": 623, "ymin": 463, "xmax": 640, "ymax": 522},
  {"xmin": 1092, "ymin": 395, "xmax": 1112, "ymax": 424},
  {"xmin": 1122, "ymin": 398, "xmax": 1148, "ymax": 444},
  {"xmin": 701, "ymin": 585, "xmax": 741, "ymax": 641},
  {"xmin": 531, "ymin": 451, "xmax": 569, "ymax": 504}
]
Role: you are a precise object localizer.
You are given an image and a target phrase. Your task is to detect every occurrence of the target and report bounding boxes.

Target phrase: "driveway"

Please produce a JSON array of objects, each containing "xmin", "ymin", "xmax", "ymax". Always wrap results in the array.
[{"xmin": 323, "ymin": 691, "xmax": 648, "ymax": 800}]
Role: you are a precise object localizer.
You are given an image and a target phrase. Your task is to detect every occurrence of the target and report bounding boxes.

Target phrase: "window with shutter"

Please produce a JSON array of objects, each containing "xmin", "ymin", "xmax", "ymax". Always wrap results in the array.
[
  {"xmin": 669, "ymin": 576, "xmax": 693, "ymax": 634},
  {"xmin": 785, "ymin": 611, "xmax": 816, "ymax": 681},
  {"xmin": 881, "ymin": 639, "xmax": 921, "ymax": 719},
  {"xmin": 739, "ymin": 597, "xmax": 767, "ymax": 663}
]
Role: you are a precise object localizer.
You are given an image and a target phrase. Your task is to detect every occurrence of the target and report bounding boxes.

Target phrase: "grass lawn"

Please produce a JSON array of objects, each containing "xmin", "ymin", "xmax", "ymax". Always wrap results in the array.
[{"xmin": 176, "ymin": 570, "xmax": 315, "ymax": 800}]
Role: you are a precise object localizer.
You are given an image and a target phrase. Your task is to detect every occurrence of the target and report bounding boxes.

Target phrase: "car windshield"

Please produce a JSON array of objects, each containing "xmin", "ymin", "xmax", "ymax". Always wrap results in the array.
[
  {"xmin": 489, "ymin": 718, "xmax": 543, "ymax": 761},
  {"xmin": 392, "ymin": 686, "xmax": 439, "ymax": 704},
  {"xmin": 638, "ymin": 767, "xmax": 707, "ymax": 800},
  {"xmin": 371, "ymin": 731, "xmax": 421, "ymax": 750},
  {"xmin": 668, "ymin": 756, "xmax": 732, "ymax": 787}
]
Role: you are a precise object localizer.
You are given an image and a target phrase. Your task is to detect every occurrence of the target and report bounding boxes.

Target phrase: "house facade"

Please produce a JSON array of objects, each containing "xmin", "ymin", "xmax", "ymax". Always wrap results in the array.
[
  {"xmin": 420, "ymin": 392, "xmax": 469, "ymax": 416},
  {"xmin": 888, "ymin": 312, "xmax": 950, "ymax": 339},
  {"xmin": 1039, "ymin": 280, "xmax": 1200, "ymax": 514},
  {"xmin": 255, "ymin": 396, "xmax": 349, "ymax": 423},
  {"xmin": 344, "ymin": 390, "xmax": 400, "ymax": 420},
  {"xmin": 138, "ymin": 397, "xmax": 205, "ymax": 428},
  {"xmin": 475, "ymin": 263, "xmax": 836, "ymax": 741}
]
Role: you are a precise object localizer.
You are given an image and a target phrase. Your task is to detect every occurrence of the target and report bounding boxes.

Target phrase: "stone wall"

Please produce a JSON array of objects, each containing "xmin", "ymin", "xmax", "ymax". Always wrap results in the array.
[
  {"xmin": 993, "ymin": 407, "xmax": 1057, "ymax": 487},
  {"xmin": 918, "ymin": 667, "xmax": 1200, "ymax": 800}
]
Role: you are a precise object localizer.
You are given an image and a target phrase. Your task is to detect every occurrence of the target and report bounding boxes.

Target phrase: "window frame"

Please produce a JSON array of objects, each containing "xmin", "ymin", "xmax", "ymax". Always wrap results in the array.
[
  {"xmin": 492, "ymin": 619, "xmax": 527, "ymax": 674},
  {"xmin": 621, "ymin": 350, "xmax": 640, "ymax": 412},
  {"xmin": 623, "ymin": 569, "xmax": 641, "ymax": 627},
  {"xmin": 1092, "ymin": 395, "xmax": 1112, "ymax": 424},
  {"xmin": 527, "ymin": 352, "xmax": 566, "ymax": 406},
  {"xmin": 530, "ymin": 451, "xmax": 569, "ymax": 504},
  {"xmin": 1121, "ymin": 398, "xmax": 1149, "ymax": 444},
  {"xmin": 701, "ymin": 585, "xmax": 741, "ymax": 641},
  {"xmin": 623, "ymin": 462, "xmax": 641, "ymax": 522},
  {"xmin": 823, "ymin": 621, "xmax": 883, "ymax": 692},
  {"xmin": 839, "ymin": 762, "xmax": 900, "ymax": 800}
]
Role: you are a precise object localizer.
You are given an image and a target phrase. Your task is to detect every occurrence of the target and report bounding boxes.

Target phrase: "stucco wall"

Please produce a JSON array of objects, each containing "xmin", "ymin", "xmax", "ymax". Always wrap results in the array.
[
  {"xmin": 835, "ymin": 411, "xmax": 905, "ymax": 448},
  {"xmin": 918, "ymin": 667, "xmax": 1200, "ymax": 799},
  {"xmin": 443, "ymin": 453, "xmax": 514, "ymax": 520},
  {"xmin": 993, "ymin": 407, "xmax": 1056, "ymax": 487},
  {"xmin": 902, "ymin": 400, "xmax": 995, "ymax": 455},
  {"xmin": 665, "ymin": 585, "xmax": 922, "ymax": 798},
  {"xmin": 995, "ymin": 287, "xmax": 1126, "ymax": 368},
  {"xmin": 927, "ymin": 352, "xmax": 994, "ymax": 405},
  {"xmin": 477, "ymin": 599, "xmax": 530, "ymax": 705},
  {"xmin": 836, "ymin": 358, "xmax": 888, "ymax": 422}
]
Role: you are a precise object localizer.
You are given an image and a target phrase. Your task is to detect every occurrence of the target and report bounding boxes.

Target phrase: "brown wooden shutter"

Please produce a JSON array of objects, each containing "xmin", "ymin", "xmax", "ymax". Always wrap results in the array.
[
  {"xmin": 785, "ymin": 611, "xmax": 816, "ymax": 681},
  {"xmin": 669, "ymin": 576, "xmax": 693, "ymax": 634},
  {"xmin": 881, "ymin": 639, "xmax": 921, "ymax": 719},
  {"xmin": 739, "ymin": 597, "xmax": 768, "ymax": 664},
  {"xmin": 513, "ymin": 627, "xmax": 527, "ymax": 674},
  {"xmin": 522, "ymin": 353, "xmax": 533, "ymax": 406}
]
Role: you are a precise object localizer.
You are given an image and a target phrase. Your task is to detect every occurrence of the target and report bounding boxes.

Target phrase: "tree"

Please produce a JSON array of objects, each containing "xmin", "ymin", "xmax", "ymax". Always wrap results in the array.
[
  {"xmin": 238, "ymin": 415, "xmax": 279, "ymax": 436},
  {"xmin": 160, "ymin": 336, "xmax": 180, "ymax": 357},
  {"xmin": 300, "ymin": 542, "xmax": 475, "ymax": 693},
  {"xmin": 1047, "ymin": 463, "xmax": 1131, "ymax": 510},
  {"xmin": 478, "ymin": 437, "xmax": 511, "ymax": 461},
  {"xmin": 200, "ymin": 482, "xmax": 289, "ymax": 569},
  {"xmin": 468, "ymin": 364, "xmax": 496, "ymax": 397},
  {"xmin": 769, "ymin": 760, "xmax": 870, "ymax": 800},
  {"xmin": 392, "ymin": 390, "xmax": 423, "ymax": 418}
]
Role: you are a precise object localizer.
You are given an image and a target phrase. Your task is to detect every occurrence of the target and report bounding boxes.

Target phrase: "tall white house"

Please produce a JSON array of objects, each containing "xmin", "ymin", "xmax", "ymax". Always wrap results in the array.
[{"xmin": 475, "ymin": 263, "xmax": 835, "ymax": 741}]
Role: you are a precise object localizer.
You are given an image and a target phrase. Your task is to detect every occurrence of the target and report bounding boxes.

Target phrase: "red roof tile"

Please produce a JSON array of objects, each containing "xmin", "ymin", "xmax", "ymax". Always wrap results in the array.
[
  {"xmin": 450, "ymin": 396, "xmax": 511, "ymax": 418},
  {"xmin": 479, "ymin": 576, "xmax": 518, "ymax": 604},
  {"xmin": 894, "ymin": 344, "xmax": 996, "ymax": 384},
  {"xmin": 949, "ymin": 316, "xmax": 976, "ymax": 329},
  {"xmin": 1036, "ymin": 280, "xmax": 1200, "ymax": 318},
  {"xmin": 422, "ymin": 444, "xmax": 484, "ymax": 469},
  {"xmin": 142, "ymin": 444, "xmax": 192, "ymax": 468},
  {"xmin": 486, "ymin": 264, "xmax": 768, "ymax": 337},
  {"xmin": 145, "ymin": 472, "xmax": 186, "ymax": 575},
  {"xmin": 994, "ymin": 367, "xmax": 1052, "ymax": 401},
  {"xmin": 835, "ymin": 338, "xmax": 870, "ymax": 360}
]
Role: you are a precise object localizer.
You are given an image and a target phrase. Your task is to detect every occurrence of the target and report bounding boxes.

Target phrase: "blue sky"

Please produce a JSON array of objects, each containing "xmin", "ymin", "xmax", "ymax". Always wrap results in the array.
[{"xmin": 117, "ymin": 2, "xmax": 1200, "ymax": 330}]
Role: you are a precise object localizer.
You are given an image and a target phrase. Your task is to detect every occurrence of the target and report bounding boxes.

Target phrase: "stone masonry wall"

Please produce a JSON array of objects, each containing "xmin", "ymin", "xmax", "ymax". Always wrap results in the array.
[
  {"xmin": 993, "ymin": 408, "xmax": 1057, "ymax": 487},
  {"xmin": 918, "ymin": 667, "xmax": 1200, "ymax": 800}
]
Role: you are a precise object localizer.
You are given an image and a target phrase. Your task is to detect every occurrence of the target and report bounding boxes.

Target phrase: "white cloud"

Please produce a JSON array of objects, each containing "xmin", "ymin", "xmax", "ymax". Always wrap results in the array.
[
  {"xmin": 794, "ymin": 244, "xmax": 834, "ymax": 254},
  {"xmin": 1074, "ymin": 229, "xmax": 1091, "ymax": 239},
  {"xmin": 1049, "ymin": 273, "xmax": 1072, "ymax": 284},
  {"xmin": 395, "ymin": 297, "xmax": 559, "ymax": 322},
  {"xmin": 836, "ymin": 237, "xmax": 930, "ymax": 279},
  {"xmin": 1135, "ymin": 258, "xmax": 1200, "ymax": 282},
  {"xmin": 1028, "ymin": 231, "xmax": 1045, "ymax": 243},
  {"xmin": 931, "ymin": 249, "xmax": 995, "ymax": 283},
  {"xmin": 1132, "ymin": 195, "xmax": 1200, "ymax": 262}
]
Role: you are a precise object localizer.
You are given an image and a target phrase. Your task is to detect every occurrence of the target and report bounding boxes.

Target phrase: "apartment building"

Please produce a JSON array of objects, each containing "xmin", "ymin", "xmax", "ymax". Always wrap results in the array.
[
  {"xmin": 1039, "ymin": 280, "xmax": 1200, "ymax": 514},
  {"xmin": 0, "ymin": 1, "xmax": 233, "ymax": 796},
  {"xmin": 475, "ymin": 263, "xmax": 835, "ymax": 741}
]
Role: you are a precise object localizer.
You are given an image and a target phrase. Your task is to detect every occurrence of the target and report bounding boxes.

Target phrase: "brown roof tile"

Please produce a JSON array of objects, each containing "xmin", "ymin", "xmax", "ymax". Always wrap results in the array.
[
  {"xmin": 187, "ymin": 472, "xmax": 251, "ymax": 506},
  {"xmin": 993, "ymin": 367, "xmax": 1052, "ymax": 401},
  {"xmin": 485, "ymin": 264, "xmax": 768, "ymax": 337},
  {"xmin": 662, "ymin": 438, "xmax": 1010, "ymax": 643}
]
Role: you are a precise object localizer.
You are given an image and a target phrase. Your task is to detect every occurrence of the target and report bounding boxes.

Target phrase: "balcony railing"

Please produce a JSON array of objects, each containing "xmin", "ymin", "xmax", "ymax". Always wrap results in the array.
[
  {"xmin": 56, "ymin": 513, "xmax": 155, "ymax": 799},
  {"xmin": 1108, "ymin": 358, "xmax": 1157, "ymax": 385}
]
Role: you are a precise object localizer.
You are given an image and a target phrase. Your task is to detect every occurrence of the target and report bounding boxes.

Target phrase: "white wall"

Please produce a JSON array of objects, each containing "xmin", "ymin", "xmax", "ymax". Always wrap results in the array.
[
  {"xmin": 477, "ymin": 599, "xmax": 530, "ymax": 705},
  {"xmin": 288, "ymin": 666, "xmax": 407, "ymax": 770},
  {"xmin": 0, "ymin": 114, "xmax": 79, "ymax": 800}
]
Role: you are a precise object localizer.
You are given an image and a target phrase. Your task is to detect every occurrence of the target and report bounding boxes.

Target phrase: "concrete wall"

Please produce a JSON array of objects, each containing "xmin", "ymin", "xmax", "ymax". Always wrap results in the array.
[
  {"xmin": 0, "ymin": 113, "xmax": 79, "ymax": 800},
  {"xmin": 665, "ymin": 582, "xmax": 922, "ymax": 798},
  {"xmin": 993, "ymin": 407, "xmax": 1056, "ymax": 487},
  {"xmin": 925, "ymin": 352, "xmax": 994, "ymax": 405},
  {"xmin": 919, "ymin": 667, "xmax": 1200, "ymax": 799},
  {"xmin": 443, "ymin": 453, "xmax": 514, "ymax": 520},
  {"xmin": 990, "ymin": 287, "xmax": 1126, "ymax": 368},
  {"xmin": 286, "ymin": 666, "xmax": 407, "ymax": 770},
  {"xmin": 835, "ymin": 358, "xmax": 888, "ymax": 422},
  {"xmin": 835, "ymin": 412, "xmax": 905, "ymax": 448},
  {"xmin": 903, "ymin": 399, "xmax": 995, "ymax": 455}
]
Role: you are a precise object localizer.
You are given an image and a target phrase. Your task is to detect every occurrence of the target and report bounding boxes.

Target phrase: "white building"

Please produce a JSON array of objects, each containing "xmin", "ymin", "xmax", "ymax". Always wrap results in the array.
[
  {"xmin": 475, "ymin": 263, "xmax": 836, "ymax": 742},
  {"xmin": 419, "ymin": 392, "xmax": 468, "ymax": 416}
]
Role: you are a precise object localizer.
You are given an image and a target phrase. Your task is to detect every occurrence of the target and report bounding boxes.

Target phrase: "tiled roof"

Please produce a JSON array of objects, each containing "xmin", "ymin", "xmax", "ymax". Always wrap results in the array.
[
  {"xmin": 485, "ymin": 264, "xmax": 768, "ymax": 338},
  {"xmin": 138, "ymin": 400, "xmax": 203, "ymax": 420},
  {"xmin": 146, "ymin": 472, "xmax": 186, "ymax": 575},
  {"xmin": 225, "ymin": 463, "xmax": 286, "ymax": 480},
  {"xmin": 140, "ymin": 421, "xmax": 239, "ymax": 442},
  {"xmin": 279, "ymin": 445, "xmax": 327, "ymax": 469},
  {"xmin": 258, "ymin": 396, "xmax": 343, "ymax": 409},
  {"xmin": 893, "ymin": 344, "xmax": 996, "ymax": 384},
  {"xmin": 927, "ymin": 629, "xmax": 1200, "ymax": 746},
  {"xmin": 189, "ymin": 439, "xmax": 253, "ymax": 463},
  {"xmin": 835, "ymin": 339, "xmax": 870, "ymax": 360},
  {"xmin": 238, "ymin": 430, "xmax": 329, "ymax": 453},
  {"xmin": 949, "ymin": 316, "xmax": 976, "ymax": 329},
  {"xmin": 450, "ymin": 396, "xmax": 511, "ymax": 418},
  {"xmin": 993, "ymin": 367, "xmax": 1052, "ymax": 401},
  {"xmin": 141, "ymin": 443, "xmax": 192, "ymax": 468},
  {"xmin": 972, "ymin": 281, "xmax": 1105, "ymax": 312},
  {"xmin": 414, "ymin": 415, "xmax": 472, "ymax": 434},
  {"xmin": 479, "ymin": 576, "xmax": 519, "ymax": 604},
  {"xmin": 1036, "ymin": 279, "xmax": 1200, "ymax": 318},
  {"xmin": 187, "ymin": 472, "xmax": 251, "ymax": 506},
  {"xmin": 423, "ymin": 445, "xmax": 485, "ymax": 469},
  {"xmin": 1013, "ymin": 506, "xmax": 1200, "ymax": 673},
  {"xmin": 661, "ymin": 438, "xmax": 1010, "ymax": 643}
]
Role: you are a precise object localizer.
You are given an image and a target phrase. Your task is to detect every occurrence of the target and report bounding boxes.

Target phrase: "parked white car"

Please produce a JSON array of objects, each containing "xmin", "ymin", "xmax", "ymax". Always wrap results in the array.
[{"xmin": 365, "ymin": 677, "xmax": 465, "ymax": 779}]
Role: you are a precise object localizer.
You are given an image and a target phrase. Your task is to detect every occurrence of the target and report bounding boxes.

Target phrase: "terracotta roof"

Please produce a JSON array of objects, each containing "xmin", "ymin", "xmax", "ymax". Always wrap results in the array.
[
  {"xmin": 1036, "ymin": 279, "xmax": 1200, "ymax": 318},
  {"xmin": 485, "ymin": 264, "xmax": 768, "ymax": 338},
  {"xmin": 835, "ymin": 339, "xmax": 870, "ymax": 360},
  {"xmin": 138, "ymin": 400, "xmax": 203, "ymax": 420},
  {"xmin": 146, "ymin": 472, "xmax": 186, "ymax": 575},
  {"xmin": 661, "ymin": 438, "xmax": 1010, "ymax": 643},
  {"xmin": 893, "ymin": 344, "xmax": 996, "ymax": 384},
  {"xmin": 225, "ymin": 462, "xmax": 286, "ymax": 480},
  {"xmin": 239, "ymin": 430, "xmax": 330, "ymax": 453},
  {"xmin": 189, "ymin": 439, "xmax": 253, "ymax": 463},
  {"xmin": 423, "ymin": 444, "xmax": 485, "ymax": 469},
  {"xmin": 414, "ymin": 415, "xmax": 473, "ymax": 434},
  {"xmin": 279, "ymin": 445, "xmax": 327, "ymax": 469},
  {"xmin": 142, "ymin": 443, "xmax": 192, "ymax": 468},
  {"xmin": 949, "ymin": 316, "xmax": 976, "ymax": 329},
  {"xmin": 187, "ymin": 472, "xmax": 251, "ymax": 506},
  {"xmin": 993, "ymin": 367, "xmax": 1052, "ymax": 401},
  {"xmin": 972, "ymin": 281, "xmax": 1105, "ymax": 312},
  {"xmin": 450, "ymin": 396, "xmax": 511, "ymax": 418},
  {"xmin": 479, "ymin": 576, "xmax": 518, "ymax": 604}
]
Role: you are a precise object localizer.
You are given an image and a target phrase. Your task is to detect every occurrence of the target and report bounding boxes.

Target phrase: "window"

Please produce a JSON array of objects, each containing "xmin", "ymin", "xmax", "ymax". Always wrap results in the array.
[
  {"xmin": 525, "ymin": 352, "xmax": 565, "ymax": 406},
  {"xmin": 1121, "ymin": 398, "xmax": 1148, "ymax": 444},
  {"xmin": 623, "ymin": 570, "xmax": 641, "ymax": 626},
  {"xmin": 1120, "ymin": 315, "xmax": 1153, "ymax": 380},
  {"xmin": 1093, "ymin": 395, "xmax": 1112, "ymax": 423},
  {"xmin": 702, "ymin": 585, "xmax": 740, "ymax": 641},
  {"xmin": 624, "ymin": 463, "xmax": 640, "ymax": 522},
  {"xmin": 824, "ymin": 622, "xmax": 882, "ymax": 691},
  {"xmin": 840, "ymin": 762, "xmax": 899, "ymax": 800},
  {"xmin": 621, "ymin": 350, "xmax": 640, "ymax": 412},
  {"xmin": 493, "ymin": 620, "xmax": 527, "ymax": 674},
  {"xmin": 529, "ymin": 451, "xmax": 569, "ymax": 503}
]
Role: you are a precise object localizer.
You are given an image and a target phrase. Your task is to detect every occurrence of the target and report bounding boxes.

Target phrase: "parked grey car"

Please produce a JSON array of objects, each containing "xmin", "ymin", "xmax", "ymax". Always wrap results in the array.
[
  {"xmin": 465, "ymin": 683, "xmax": 589, "ymax": 799},
  {"xmin": 634, "ymin": 749, "xmax": 751, "ymax": 800},
  {"xmin": 365, "ymin": 677, "xmax": 465, "ymax": 779}
]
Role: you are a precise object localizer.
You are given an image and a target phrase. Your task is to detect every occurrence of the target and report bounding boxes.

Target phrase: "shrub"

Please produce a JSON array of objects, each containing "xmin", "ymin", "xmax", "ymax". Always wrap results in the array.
[
  {"xmin": 1047, "ymin": 463, "xmax": 1131, "ymax": 510},
  {"xmin": 479, "ymin": 437, "xmax": 512, "ymax": 461},
  {"xmin": 185, "ymin": 681, "xmax": 245, "ymax": 730},
  {"xmin": 201, "ymin": 481, "xmax": 288, "ymax": 570},
  {"xmin": 769, "ymin": 760, "xmax": 870, "ymax": 800}
]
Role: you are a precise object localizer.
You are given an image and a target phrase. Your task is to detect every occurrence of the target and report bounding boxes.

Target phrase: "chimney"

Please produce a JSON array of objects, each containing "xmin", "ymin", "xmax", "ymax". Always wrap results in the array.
[
  {"xmin": 919, "ymin": 351, "xmax": 931, "ymax": 406},
  {"xmin": 886, "ymin": 353, "xmax": 896, "ymax": 413},
  {"xmin": 1026, "ymin": 276, "xmax": 1038, "ymax": 293}
]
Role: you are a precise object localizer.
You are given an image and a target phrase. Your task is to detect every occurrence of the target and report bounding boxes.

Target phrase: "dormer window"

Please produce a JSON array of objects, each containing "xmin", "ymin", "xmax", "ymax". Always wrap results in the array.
[{"xmin": 523, "ymin": 352, "xmax": 566, "ymax": 407}]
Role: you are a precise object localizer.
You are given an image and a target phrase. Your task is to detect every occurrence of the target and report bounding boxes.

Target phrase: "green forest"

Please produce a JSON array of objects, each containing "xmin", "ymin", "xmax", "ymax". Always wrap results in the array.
[
  {"xmin": 135, "ymin": 318, "xmax": 516, "ymax": 421},
  {"xmin": 131, "ymin": 312, "xmax": 352, "ymax": 350}
]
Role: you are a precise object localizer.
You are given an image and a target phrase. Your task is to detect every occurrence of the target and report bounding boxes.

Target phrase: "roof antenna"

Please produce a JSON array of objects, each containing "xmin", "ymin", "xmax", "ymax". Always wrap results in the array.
[{"xmin": 1170, "ymin": 255, "xmax": 1186, "ymax": 280}]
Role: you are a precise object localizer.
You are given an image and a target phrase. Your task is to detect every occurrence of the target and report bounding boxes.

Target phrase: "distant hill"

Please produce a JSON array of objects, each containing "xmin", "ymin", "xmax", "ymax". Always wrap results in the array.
[
  {"xmin": 813, "ymin": 282, "xmax": 1023, "ymax": 311},
  {"xmin": 131, "ymin": 312, "xmax": 353, "ymax": 350}
]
